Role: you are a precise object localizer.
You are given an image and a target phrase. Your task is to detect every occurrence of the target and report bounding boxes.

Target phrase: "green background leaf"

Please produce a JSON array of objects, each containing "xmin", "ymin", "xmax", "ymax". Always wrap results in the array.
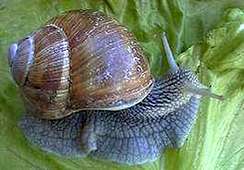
[{"xmin": 0, "ymin": 1, "xmax": 243, "ymax": 170}]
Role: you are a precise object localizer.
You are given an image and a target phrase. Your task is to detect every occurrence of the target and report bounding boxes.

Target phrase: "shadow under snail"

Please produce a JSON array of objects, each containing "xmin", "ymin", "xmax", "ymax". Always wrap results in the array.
[{"xmin": 8, "ymin": 10, "xmax": 223, "ymax": 165}]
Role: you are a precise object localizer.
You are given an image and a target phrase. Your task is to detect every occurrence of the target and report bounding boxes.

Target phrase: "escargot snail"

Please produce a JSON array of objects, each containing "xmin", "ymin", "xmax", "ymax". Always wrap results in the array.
[{"xmin": 8, "ymin": 10, "xmax": 223, "ymax": 165}]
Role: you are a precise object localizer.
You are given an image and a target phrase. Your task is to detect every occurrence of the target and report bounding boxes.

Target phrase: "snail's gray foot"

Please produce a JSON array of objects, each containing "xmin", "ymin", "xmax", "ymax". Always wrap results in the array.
[
  {"xmin": 90, "ymin": 96, "xmax": 200, "ymax": 165},
  {"xmin": 18, "ymin": 96, "xmax": 200, "ymax": 165},
  {"xmin": 91, "ymin": 132, "xmax": 164, "ymax": 165},
  {"xmin": 19, "ymin": 112, "xmax": 91, "ymax": 157}
]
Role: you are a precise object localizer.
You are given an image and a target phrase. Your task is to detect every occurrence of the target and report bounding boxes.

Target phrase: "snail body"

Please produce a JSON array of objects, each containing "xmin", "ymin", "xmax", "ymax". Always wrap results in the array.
[
  {"xmin": 8, "ymin": 10, "xmax": 222, "ymax": 165},
  {"xmin": 20, "ymin": 70, "xmax": 201, "ymax": 165}
]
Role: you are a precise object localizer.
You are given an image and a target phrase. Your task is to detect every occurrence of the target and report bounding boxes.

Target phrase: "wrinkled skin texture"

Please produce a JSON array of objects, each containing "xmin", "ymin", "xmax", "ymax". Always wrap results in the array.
[{"xmin": 20, "ymin": 69, "xmax": 201, "ymax": 165}]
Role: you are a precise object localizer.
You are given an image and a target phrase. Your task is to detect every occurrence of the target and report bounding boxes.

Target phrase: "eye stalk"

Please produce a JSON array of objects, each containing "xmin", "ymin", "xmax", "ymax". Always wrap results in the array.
[{"xmin": 161, "ymin": 32, "xmax": 179, "ymax": 73}]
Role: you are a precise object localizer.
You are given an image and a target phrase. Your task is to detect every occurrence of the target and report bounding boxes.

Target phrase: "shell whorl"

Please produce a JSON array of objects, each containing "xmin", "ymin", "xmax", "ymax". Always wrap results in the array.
[
  {"xmin": 8, "ymin": 36, "xmax": 34, "ymax": 86},
  {"xmin": 20, "ymin": 25, "xmax": 71, "ymax": 119}
]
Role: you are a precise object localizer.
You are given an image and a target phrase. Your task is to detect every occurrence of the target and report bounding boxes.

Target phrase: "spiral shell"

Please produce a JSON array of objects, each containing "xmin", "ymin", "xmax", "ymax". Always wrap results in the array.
[{"xmin": 8, "ymin": 10, "xmax": 154, "ymax": 119}]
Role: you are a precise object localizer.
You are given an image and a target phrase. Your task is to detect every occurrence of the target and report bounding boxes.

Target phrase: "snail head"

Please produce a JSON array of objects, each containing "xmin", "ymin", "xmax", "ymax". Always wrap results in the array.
[{"xmin": 162, "ymin": 32, "xmax": 224, "ymax": 101}]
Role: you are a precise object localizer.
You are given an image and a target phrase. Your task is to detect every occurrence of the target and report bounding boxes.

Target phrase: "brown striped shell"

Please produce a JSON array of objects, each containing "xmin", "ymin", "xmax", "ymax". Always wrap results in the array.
[{"xmin": 8, "ymin": 10, "xmax": 154, "ymax": 119}]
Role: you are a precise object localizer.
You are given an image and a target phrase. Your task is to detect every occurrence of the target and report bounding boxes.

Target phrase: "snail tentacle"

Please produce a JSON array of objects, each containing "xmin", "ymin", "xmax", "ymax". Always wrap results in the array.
[
  {"xmin": 162, "ymin": 32, "xmax": 179, "ymax": 73},
  {"xmin": 184, "ymin": 84, "xmax": 224, "ymax": 100}
]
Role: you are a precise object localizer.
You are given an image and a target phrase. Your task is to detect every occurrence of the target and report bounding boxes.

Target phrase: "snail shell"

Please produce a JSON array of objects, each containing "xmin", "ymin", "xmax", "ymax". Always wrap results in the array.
[{"xmin": 8, "ymin": 10, "xmax": 154, "ymax": 119}]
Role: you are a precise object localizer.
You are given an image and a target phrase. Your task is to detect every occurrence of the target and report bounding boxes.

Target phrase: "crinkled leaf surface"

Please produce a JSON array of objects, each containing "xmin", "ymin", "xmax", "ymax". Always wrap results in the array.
[{"xmin": 0, "ymin": 1, "xmax": 244, "ymax": 170}]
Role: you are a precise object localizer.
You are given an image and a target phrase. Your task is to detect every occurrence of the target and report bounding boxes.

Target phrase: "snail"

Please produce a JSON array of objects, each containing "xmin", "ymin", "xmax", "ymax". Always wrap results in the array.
[{"xmin": 8, "ymin": 10, "xmax": 223, "ymax": 165}]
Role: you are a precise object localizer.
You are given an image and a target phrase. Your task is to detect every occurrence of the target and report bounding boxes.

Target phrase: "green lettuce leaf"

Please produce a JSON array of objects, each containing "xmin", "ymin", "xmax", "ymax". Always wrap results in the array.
[{"xmin": 0, "ymin": 1, "xmax": 243, "ymax": 170}]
